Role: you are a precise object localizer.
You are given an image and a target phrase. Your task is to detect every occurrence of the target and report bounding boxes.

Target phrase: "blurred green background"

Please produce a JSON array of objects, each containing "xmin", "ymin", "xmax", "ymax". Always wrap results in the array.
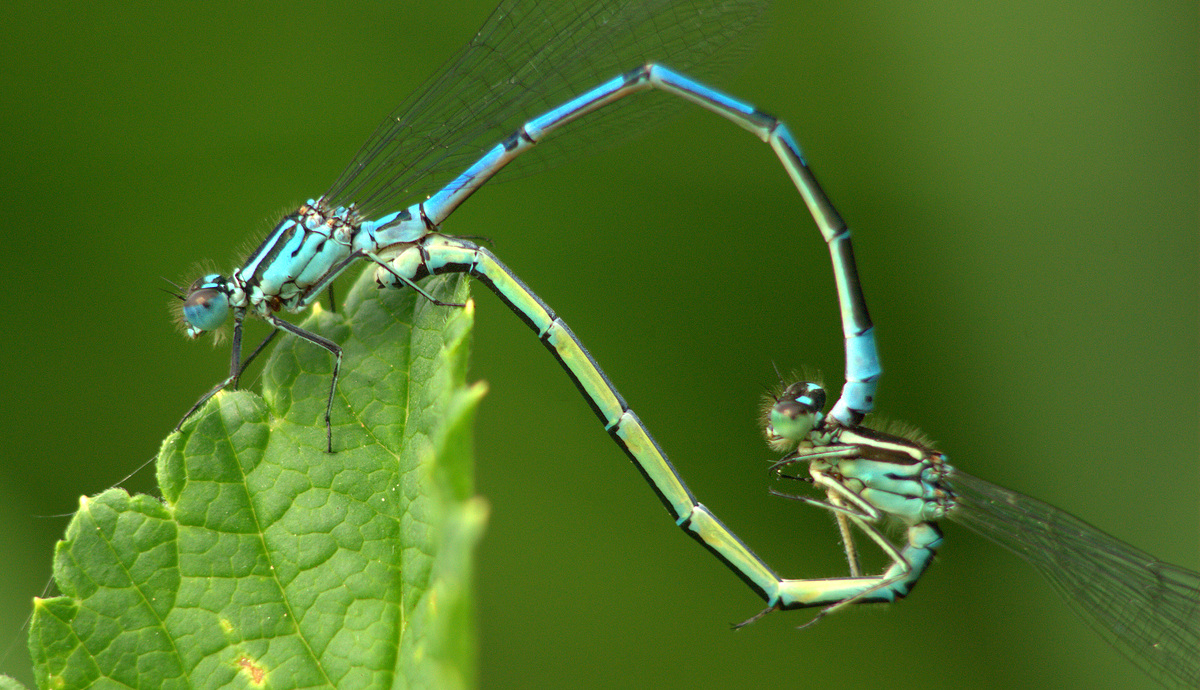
[{"xmin": 1, "ymin": 2, "xmax": 1195, "ymax": 688}]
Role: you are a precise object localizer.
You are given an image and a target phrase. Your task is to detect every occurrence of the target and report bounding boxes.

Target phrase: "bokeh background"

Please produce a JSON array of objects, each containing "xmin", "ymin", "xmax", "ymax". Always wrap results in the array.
[{"xmin": 2, "ymin": 2, "xmax": 1195, "ymax": 688}]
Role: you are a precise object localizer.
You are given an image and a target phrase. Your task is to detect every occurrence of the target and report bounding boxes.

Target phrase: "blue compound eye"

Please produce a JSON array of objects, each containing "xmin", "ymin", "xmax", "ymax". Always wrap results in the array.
[{"xmin": 182, "ymin": 284, "xmax": 230, "ymax": 336}]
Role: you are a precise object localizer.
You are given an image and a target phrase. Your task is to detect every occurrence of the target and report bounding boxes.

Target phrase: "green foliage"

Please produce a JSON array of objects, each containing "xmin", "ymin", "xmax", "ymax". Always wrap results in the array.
[{"xmin": 29, "ymin": 273, "xmax": 487, "ymax": 689}]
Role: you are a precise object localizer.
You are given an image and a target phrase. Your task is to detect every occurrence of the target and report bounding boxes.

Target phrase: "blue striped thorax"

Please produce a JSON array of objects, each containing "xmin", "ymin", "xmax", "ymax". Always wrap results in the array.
[{"xmin": 234, "ymin": 200, "xmax": 358, "ymax": 316}]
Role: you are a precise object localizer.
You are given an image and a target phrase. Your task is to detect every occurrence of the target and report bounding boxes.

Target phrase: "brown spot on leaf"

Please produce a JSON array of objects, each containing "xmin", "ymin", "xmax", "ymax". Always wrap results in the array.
[{"xmin": 236, "ymin": 655, "xmax": 267, "ymax": 686}]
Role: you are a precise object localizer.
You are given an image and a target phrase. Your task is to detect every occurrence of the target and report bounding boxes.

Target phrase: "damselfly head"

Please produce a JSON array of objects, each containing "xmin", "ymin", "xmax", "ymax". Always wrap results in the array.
[
  {"xmin": 177, "ymin": 274, "xmax": 231, "ymax": 340},
  {"xmin": 761, "ymin": 381, "xmax": 826, "ymax": 453}
]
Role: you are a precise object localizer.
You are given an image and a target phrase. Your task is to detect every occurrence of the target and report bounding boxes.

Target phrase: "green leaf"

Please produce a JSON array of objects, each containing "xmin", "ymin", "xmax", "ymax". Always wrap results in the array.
[{"xmin": 30, "ymin": 272, "xmax": 488, "ymax": 689}]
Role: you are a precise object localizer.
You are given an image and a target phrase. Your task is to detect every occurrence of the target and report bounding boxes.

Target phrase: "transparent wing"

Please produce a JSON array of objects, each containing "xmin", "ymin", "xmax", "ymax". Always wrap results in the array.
[
  {"xmin": 947, "ymin": 469, "xmax": 1200, "ymax": 689},
  {"xmin": 323, "ymin": 0, "xmax": 768, "ymax": 218}
]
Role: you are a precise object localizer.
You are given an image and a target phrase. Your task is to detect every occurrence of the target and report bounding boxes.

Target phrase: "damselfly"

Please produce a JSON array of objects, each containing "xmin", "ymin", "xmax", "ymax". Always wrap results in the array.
[
  {"xmin": 762, "ymin": 386, "xmax": 1200, "ymax": 687},
  {"xmin": 171, "ymin": 0, "xmax": 883, "ymax": 625}
]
